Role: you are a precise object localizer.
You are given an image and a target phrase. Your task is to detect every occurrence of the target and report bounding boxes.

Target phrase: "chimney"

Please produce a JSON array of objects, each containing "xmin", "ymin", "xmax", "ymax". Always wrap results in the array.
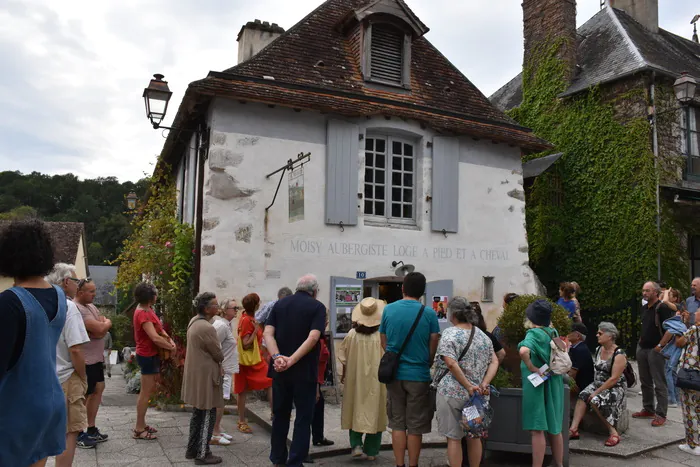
[
  {"xmin": 236, "ymin": 19, "xmax": 285, "ymax": 64},
  {"xmin": 522, "ymin": 0, "xmax": 577, "ymax": 84},
  {"xmin": 608, "ymin": 0, "xmax": 659, "ymax": 33}
]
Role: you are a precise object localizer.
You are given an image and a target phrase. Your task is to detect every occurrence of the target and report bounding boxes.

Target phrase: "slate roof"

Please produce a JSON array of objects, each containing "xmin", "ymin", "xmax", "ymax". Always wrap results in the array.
[
  {"xmin": 90, "ymin": 265, "xmax": 117, "ymax": 307},
  {"xmin": 490, "ymin": 7, "xmax": 700, "ymax": 111},
  {"xmin": 160, "ymin": 0, "xmax": 551, "ymax": 161},
  {"xmin": 0, "ymin": 221, "xmax": 86, "ymax": 265}
]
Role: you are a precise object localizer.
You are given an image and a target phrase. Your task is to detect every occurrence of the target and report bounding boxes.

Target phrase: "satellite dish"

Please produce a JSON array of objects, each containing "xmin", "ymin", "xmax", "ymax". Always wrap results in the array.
[{"xmin": 395, "ymin": 263, "xmax": 415, "ymax": 277}]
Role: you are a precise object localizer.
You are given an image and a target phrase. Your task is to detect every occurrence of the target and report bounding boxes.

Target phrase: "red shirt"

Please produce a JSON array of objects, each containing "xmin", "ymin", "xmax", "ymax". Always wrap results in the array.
[
  {"xmin": 318, "ymin": 338, "xmax": 330, "ymax": 384},
  {"xmin": 133, "ymin": 307, "xmax": 163, "ymax": 357}
]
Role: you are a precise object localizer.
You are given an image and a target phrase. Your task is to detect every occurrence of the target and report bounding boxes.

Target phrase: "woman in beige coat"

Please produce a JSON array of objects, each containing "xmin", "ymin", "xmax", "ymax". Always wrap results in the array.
[
  {"xmin": 338, "ymin": 298, "xmax": 387, "ymax": 461},
  {"xmin": 182, "ymin": 292, "xmax": 224, "ymax": 465}
]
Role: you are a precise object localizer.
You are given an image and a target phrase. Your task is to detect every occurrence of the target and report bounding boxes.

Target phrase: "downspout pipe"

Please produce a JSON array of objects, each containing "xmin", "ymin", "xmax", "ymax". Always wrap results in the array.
[{"xmin": 651, "ymin": 72, "xmax": 661, "ymax": 282}]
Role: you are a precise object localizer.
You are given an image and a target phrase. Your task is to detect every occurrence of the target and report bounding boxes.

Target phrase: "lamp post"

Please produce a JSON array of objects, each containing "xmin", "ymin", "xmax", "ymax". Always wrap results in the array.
[
  {"xmin": 126, "ymin": 192, "xmax": 138, "ymax": 211},
  {"xmin": 142, "ymin": 74, "xmax": 173, "ymax": 129}
]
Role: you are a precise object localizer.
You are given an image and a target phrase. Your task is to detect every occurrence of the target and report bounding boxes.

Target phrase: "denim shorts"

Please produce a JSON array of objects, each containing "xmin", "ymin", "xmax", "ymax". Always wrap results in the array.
[{"xmin": 136, "ymin": 354, "xmax": 161, "ymax": 375}]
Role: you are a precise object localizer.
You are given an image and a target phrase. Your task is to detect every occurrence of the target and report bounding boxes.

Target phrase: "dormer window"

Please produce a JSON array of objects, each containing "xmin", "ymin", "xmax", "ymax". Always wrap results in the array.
[{"xmin": 367, "ymin": 23, "xmax": 407, "ymax": 86}]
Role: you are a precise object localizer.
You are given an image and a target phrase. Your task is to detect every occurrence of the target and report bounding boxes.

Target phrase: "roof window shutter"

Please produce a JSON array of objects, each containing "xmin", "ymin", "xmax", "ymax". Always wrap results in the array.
[
  {"xmin": 370, "ymin": 24, "xmax": 403, "ymax": 84},
  {"xmin": 326, "ymin": 119, "xmax": 359, "ymax": 226},
  {"xmin": 431, "ymin": 136, "xmax": 459, "ymax": 233}
]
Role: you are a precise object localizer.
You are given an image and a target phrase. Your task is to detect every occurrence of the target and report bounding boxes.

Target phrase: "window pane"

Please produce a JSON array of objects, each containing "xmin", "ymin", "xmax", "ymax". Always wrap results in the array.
[
  {"xmin": 404, "ymin": 157, "xmax": 413, "ymax": 172},
  {"xmin": 365, "ymin": 138, "xmax": 374, "ymax": 151},
  {"xmin": 364, "ymin": 200, "xmax": 373, "ymax": 214},
  {"xmin": 403, "ymin": 205, "xmax": 412, "ymax": 218},
  {"xmin": 376, "ymin": 154, "xmax": 385, "ymax": 168},
  {"xmin": 403, "ymin": 173, "xmax": 413, "ymax": 187},
  {"xmin": 365, "ymin": 185, "xmax": 373, "ymax": 199},
  {"xmin": 404, "ymin": 144, "xmax": 413, "ymax": 157},
  {"xmin": 393, "ymin": 141, "xmax": 402, "ymax": 155},
  {"xmin": 376, "ymin": 185, "xmax": 385, "ymax": 200},
  {"xmin": 392, "ymin": 172, "xmax": 402, "ymax": 186},
  {"xmin": 393, "ymin": 156, "xmax": 402, "ymax": 170},
  {"xmin": 403, "ymin": 189, "xmax": 412, "ymax": 202},
  {"xmin": 392, "ymin": 187, "xmax": 401, "ymax": 202},
  {"xmin": 375, "ymin": 201, "xmax": 385, "ymax": 216},
  {"xmin": 366, "ymin": 153, "xmax": 374, "ymax": 167},
  {"xmin": 392, "ymin": 203, "xmax": 401, "ymax": 217},
  {"xmin": 376, "ymin": 139, "xmax": 386, "ymax": 153},
  {"xmin": 365, "ymin": 169, "xmax": 374, "ymax": 183},
  {"xmin": 376, "ymin": 170, "xmax": 385, "ymax": 183}
]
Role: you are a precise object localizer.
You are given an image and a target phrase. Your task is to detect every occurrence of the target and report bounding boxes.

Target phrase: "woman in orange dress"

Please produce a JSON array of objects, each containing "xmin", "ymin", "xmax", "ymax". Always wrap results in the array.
[{"xmin": 235, "ymin": 293, "xmax": 272, "ymax": 433}]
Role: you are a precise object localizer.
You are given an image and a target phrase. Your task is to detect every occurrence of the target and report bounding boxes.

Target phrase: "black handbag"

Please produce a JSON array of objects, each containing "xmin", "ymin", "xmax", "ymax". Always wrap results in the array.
[
  {"xmin": 378, "ymin": 305, "xmax": 425, "ymax": 384},
  {"xmin": 676, "ymin": 368, "xmax": 700, "ymax": 391}
]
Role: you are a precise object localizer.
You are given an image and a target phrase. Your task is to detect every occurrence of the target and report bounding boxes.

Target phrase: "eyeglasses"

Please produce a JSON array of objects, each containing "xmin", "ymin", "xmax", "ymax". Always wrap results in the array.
[
  {"xmin": 227, "ymin": 306, "xmax": 240, "ymax": 311},
  {"xmin": 67, "ymin": 277, "xmax": 80, "ymax": 284}
]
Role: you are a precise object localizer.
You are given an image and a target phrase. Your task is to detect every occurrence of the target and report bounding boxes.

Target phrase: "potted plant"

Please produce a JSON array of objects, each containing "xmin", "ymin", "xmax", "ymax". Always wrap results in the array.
[{"xmin": 486, "ymin": 295, "xmax": 572, "ymax": 465}]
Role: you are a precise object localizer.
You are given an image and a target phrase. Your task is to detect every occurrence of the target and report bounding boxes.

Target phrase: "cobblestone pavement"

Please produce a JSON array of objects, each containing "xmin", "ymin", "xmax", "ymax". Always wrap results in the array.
[{"xmin": 44, "ymin": 364, "xmax": 698, "ymax": 466}]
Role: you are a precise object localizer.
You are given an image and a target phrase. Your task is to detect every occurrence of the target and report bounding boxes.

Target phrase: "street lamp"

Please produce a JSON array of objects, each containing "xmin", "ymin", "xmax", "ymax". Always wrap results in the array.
[
  {"xmin": 126, "ymin": 192, "xmax": 138, "ymax": 210},
  {"xmin": 674, "ymin": 72, "xmax": 698, "ymax": 105},
  {"xmin": 142, "ymin": 74, "xmax": 172, "ymax": 129}
]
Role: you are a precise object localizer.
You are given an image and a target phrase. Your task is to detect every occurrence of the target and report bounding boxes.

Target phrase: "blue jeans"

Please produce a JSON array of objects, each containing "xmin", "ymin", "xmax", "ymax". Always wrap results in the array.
[
  {"xmin": 665, "ymin": 359, "xmax": 680, "ymax": 404},
  {"xmin": 270, "ymin": 377, "xmax": 317, "ymax": 467}
]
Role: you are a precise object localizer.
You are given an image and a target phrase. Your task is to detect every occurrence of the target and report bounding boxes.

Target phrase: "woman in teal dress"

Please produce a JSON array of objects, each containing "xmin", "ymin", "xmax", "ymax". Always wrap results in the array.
[{"xmin": 519, "ymin": 299, "xmax": 565, "ymax": 467}]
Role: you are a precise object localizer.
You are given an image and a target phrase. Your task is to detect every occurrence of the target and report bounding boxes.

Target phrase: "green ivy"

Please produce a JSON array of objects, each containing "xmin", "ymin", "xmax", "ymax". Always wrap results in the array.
[{"xmin": 510, "ymin": 39, "xmax": 691, "ymax": 306}]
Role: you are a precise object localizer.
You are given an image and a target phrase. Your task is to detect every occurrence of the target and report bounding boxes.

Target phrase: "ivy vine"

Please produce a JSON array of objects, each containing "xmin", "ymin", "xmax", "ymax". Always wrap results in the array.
[{"xmin": 509, "ymin": 39, "xmax": 692, "ymax": 307}]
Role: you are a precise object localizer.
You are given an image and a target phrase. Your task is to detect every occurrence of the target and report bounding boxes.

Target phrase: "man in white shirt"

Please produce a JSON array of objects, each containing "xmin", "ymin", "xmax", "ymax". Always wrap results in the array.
[
  {"xmin": 46, "ymin": 263, "xmax": 94, "ymax": 466},
  {"xmin": 210, "ymin": 298, "xmax": 240, "ymax": 446}
]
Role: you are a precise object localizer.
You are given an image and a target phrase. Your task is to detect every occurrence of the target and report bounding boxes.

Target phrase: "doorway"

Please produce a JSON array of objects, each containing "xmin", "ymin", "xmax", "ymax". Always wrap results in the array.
[{"xmin": 364, "ymin": 276, "xmax": 404, "ymax": 304}]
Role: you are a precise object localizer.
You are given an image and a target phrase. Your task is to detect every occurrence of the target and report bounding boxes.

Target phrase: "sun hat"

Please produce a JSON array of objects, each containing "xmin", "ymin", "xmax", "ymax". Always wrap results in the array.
[
  {"xmin": 526, "ymin": 299, "xmax": 553, "ymax": 327},
  {"xmin": 351, "ymin": 297, "xmax": 385, "ymax": 327}
]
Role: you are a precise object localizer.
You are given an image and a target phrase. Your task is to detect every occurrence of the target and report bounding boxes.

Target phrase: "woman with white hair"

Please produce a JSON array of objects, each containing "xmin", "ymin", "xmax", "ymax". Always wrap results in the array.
[
  {"xmin": 568, "ymin": 322, "xmax": 627, "ymax": 447},
  {"xmin": 433, "ymin": 297, "xmax": 498, "ymax": 467}
]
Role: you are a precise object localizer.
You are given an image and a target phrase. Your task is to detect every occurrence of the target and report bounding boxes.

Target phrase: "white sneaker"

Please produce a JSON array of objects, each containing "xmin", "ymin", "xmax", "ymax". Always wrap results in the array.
[
  {"xmin": 219, "ymin": 432, "xmax": 233, "ymax": 441},
  {"xmin": 210, "ymin": 435, "xmax": 231, "ymax": 446},
  {"xmin": 679, "ymin": 444, "xmax": 700, "ymax": 455},
  {"xmin": 351, "ymin": 446, "xmax": 363, "ymax": 457},
  {"xmin": 669, "ymin": 402, "xmax": 678, "ymax": 408}
]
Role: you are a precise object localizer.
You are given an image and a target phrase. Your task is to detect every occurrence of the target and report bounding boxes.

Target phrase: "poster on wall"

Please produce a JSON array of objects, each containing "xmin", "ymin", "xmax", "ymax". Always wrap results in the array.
[
  {"xmin": 432, "ymin": 295, "xmax": 449, "ymax": 321},
  {"xmin": 288, "ymin": 166, "xmax": 304, "ymax": 223},
  {"xmin": 334, "ymin": 285, "xmax": 361, "ymax": 337}
]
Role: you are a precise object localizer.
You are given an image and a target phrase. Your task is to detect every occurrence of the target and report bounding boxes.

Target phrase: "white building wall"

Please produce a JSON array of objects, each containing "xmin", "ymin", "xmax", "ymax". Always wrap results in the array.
[{"xmin": 199, "ymin": 100, "xmax": 538, "ymax": 328}]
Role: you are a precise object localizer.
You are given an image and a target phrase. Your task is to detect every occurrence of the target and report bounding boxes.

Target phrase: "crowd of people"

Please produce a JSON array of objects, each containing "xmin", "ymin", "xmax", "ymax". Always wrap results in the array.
[{"xmin": 1, "ymin": 218, "xmax": 700, "ymax": 467}]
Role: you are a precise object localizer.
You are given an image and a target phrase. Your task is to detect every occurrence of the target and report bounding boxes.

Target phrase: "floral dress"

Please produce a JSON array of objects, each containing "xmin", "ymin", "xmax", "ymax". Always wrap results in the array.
[
  {"xmin": 578, "ymin": 347, "xmax": 627, "ymax": 427},
  {"xmin": 679, "ymin": 325, "xmax": 700, "ymax": 448}
]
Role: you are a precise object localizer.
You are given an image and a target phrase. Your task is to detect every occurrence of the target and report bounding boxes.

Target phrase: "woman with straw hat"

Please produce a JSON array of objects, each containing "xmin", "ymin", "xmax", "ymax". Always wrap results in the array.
[{"xmin": 338, "ymin": 297, "xmax": 387, "ymax": 461}]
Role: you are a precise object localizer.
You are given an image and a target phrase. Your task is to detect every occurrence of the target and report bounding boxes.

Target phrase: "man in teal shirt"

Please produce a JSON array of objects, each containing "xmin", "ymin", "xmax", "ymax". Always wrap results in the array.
[{"xmin": 380, "ymin": 272, "xmax": 440, "ymax": 467}]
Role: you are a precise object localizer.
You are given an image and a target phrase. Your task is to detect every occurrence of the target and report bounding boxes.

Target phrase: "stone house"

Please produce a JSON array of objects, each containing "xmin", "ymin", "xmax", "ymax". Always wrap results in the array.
[
  {"xmin": 157, "ymin": 0, "xmax": 552, "ymax": 331},
  {"xmin": 0, "ymin": 221, "xmax": 89, "ymax": 292},
  {"xmin": 490, "ymin": 0, "xmax": 700, "ymax": 298}
]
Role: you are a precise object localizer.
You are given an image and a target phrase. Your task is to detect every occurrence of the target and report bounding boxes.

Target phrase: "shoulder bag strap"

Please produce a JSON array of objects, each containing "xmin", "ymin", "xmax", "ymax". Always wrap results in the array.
[
  {"xmin": 434, "ymin": 326, "xmax": 476, "ymax": 387},
  {"xmin": 396, "ymin": 304, "xmax": 425, "ymax": 359}
]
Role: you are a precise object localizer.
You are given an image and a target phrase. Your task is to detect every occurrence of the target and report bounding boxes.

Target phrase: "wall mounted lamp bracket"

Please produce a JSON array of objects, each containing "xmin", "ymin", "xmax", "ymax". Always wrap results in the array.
[{"xmin": 265, "ymin": 152, "xmax": 311, "ymax": 211}]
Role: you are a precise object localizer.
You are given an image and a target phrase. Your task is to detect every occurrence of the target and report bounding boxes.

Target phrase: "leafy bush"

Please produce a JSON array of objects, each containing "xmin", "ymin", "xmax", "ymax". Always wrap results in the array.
[
  {"xmin": 497, "ymin": 294, "xmax": 572, "ymax": 346},
  {"xmin": 491, "ymin": 367, "xmax": 521, "ymax": 389},
  {"xmin": 105, "ymin": 311, "xmax": 132, "ymax": 350}
]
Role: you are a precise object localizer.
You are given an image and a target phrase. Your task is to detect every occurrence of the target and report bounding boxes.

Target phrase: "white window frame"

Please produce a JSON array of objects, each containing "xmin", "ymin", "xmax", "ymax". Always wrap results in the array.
[
  {"xmin": 681, "ymin": 105, "xmax": 700, "ymax": 179},
  {"xmin": 363, "ymin": 135, "xmax": 417, "ymax": 226}
]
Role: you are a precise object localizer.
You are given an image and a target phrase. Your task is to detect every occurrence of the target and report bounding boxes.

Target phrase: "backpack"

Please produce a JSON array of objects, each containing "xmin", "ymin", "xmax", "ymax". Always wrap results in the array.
[{"xmin": 538, "ymin": 328, "xmax": 572, "ymax": 375}]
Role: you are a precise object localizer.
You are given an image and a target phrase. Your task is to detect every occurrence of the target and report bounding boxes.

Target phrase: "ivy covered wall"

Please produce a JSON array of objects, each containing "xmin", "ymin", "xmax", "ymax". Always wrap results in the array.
[{"xmin": 510, "ymin": 39, "xmax": 692, "ymax": 307}]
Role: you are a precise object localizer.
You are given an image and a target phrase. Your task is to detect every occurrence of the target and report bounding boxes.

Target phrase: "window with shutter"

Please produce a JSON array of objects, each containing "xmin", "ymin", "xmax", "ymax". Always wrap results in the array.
[{"xmin": 369, "ymin": 24, "xmax": 404, "ymax": 85}]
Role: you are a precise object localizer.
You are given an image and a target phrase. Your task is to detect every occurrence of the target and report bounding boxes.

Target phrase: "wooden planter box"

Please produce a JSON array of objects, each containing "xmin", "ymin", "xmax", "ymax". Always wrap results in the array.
[{"xmin": 485, "ymin": 387, "xmax": 570, "ymax": 467}]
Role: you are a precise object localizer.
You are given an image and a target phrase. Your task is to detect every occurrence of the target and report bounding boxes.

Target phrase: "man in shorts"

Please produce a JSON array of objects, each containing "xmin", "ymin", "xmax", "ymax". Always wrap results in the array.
[
  {"xmin": 47, "ymin": 263, "xmax": 96, "ymax": 465},
  {"xmin": 380, "ymin": 272, "xmax": 440, "ymax": 467},
  {"xmin": 75, "ymin": 279, "xmax": 112, "ymax": 447}
]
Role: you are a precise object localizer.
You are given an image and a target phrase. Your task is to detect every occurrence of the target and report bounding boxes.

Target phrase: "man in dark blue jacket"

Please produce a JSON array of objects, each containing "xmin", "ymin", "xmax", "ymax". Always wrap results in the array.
[{"xmin": 567, "ymin": 322, "xmax": 594, "ymax": 394}]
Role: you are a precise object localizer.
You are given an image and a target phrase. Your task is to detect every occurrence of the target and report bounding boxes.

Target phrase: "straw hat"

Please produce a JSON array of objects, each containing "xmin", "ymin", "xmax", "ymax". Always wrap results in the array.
[{"xmin": 351, "ymin": 297, "xmax": 385, "ymax": 327}]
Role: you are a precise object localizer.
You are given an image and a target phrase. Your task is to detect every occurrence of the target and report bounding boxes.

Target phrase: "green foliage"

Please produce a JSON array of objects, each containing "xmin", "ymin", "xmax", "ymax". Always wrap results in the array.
[
  {"xmin": 497, "ymin": 294, "xmax": 572, "ymax": 346},
  {"xmin": 0, "ymin": 171, "xmax": 148, "ymax": 264},
  {"xmin": 509, "ymin": 39, "xmax": 688, "ymax": 306},
  {"xmin": 105, "ymin": 311, "xmax": 132, "ymax": 350},
  {"xmin": 491, "ymin": 367, "xmax": 521, "ymax": 389}
]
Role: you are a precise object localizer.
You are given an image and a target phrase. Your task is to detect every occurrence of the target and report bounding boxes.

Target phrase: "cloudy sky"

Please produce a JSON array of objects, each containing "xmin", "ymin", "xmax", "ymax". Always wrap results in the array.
[{"xmin": 1, "ymin": 0, "xmax": 697, "ymax": 182}]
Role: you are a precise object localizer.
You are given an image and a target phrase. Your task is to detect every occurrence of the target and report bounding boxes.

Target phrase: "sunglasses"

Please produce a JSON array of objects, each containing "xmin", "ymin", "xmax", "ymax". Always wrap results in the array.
[
  {"xmin": 77, "ymin": 278, "xmax": 92, "ymax": 290},
  {"xmin": 227, "ymin": 306, "xmax": 241, "ymax": 311}
]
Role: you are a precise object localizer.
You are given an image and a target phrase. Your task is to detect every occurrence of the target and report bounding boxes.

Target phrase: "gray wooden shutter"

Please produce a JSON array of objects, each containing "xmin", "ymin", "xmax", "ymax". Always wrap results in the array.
[
  {"xmin": 326, "ymin": 119, "xmax": 359, "ymax": 226},
  {"xmin": 370, "ymin": 24, "xmax": 403, "ymax": 84},
  {"xmin": 424, "ymin": 280, "xmax": 454, "ymax": 333},
  {"xmin": 431, "ymin": 136, "xmax": 459, "ymax": 233}
]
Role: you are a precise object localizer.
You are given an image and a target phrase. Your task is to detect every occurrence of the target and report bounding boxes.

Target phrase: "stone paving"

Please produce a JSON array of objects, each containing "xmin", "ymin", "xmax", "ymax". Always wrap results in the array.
[{"xmin": 44, "ymin": 364, "xmax": 699, "ymax": 466}]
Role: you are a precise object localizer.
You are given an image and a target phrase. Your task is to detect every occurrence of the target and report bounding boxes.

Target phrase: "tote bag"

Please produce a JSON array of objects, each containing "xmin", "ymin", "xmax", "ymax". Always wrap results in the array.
[{"xmin": 238, "ymin": 335, "xmax": 262, "ymax": 366}]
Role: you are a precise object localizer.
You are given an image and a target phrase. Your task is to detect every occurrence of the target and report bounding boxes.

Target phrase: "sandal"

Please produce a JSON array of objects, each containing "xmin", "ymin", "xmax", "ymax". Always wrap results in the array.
[
  {"xmin": 605, "ymin": 434, "xmax": 620, "ymax": 447},
  {"xmin": 569, "ymin": 428, "xmax": 580, "ymax": 440},
  {"xmin": 144, "ymin": 425, "xmax": 158, "ymax": 434},
  {"xmin": 133, "ymin": 429, "xmax": 158, "ymax": 440},
  {"xmin": 237, "ymin": 421, "xmax": 253, "ymax": 434}
]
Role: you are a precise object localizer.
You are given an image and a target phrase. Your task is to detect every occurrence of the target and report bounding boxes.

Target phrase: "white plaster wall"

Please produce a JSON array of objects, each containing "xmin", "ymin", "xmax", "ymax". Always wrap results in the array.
[{"xmin": 199, "ymin": 100, "xmax": 538, "ymax": 328}]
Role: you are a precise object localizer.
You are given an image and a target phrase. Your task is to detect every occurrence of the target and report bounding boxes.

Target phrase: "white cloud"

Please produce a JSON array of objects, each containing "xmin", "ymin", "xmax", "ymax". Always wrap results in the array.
[{"xmin": 0, "ymin": 0, "xmax": 697, "ymax": 181}]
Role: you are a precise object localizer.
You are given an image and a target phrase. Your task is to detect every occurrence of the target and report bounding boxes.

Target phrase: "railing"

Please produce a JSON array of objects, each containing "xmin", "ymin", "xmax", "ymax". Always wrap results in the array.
[{"xmin": 581, "ymin": 298, "xmax": 641, "ymax": 359}]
